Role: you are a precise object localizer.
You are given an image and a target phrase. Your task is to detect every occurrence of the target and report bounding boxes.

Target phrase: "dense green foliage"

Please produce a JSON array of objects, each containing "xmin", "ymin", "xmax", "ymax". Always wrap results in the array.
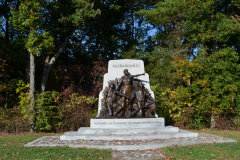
[
  {"xmin": 1, "ymin": 0, "xmax": 240, "ymax": 131},
  {"xmin": 138, "ymin": 0, "xmax": 240, "ymax": 129},
  {"xmin": 162, "ymin": 48, "xmax": 240, "ymax": 129}
]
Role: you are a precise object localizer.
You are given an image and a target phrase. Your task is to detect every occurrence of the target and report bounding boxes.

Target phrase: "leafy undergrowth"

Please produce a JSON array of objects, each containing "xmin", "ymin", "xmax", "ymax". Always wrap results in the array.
[
  {"xmin": 0, "ymin": 133, "xmax": 111, "ymax": 160},
  {"xmin": 160, "ymin": 129, "xmax": 240, "ymax": 160}
]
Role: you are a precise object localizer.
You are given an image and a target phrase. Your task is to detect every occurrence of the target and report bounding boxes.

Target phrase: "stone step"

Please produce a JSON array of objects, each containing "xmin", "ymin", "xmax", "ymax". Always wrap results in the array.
[
  {"xmin": 67, "ymin": 139, "xmax": 227, "ymax": 150},
  {"xmin": 25, "ymin": 133, "xmax": 237, "ymax": 151},
  {"xmin": 60, "ymin": 129, "xmax": 198, "ymax": 141},
  {"xmin": 78, "ymin": 126, "xmax": 179, "ymax": 134}
]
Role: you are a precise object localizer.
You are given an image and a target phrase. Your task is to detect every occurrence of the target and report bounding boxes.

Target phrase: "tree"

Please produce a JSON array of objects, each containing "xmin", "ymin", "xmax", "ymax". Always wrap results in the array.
[
  {"xmin": 10, "ymin": 0, "xmax": 100, "ymax": 132},
  {"xmin": 166, "ymin": 48, "xmax": 240, "ymax": 129},
  {"xmin": 39, "ymin": 0, "xmax": 100, "ymax": 93},
  {"xmin": 10, "ymin": 0, "xmax": 54, "ymax": 132},
  {"xmin": 139, "ymin": 0, "xmax": 240, "ymax": 54},
  {"xmin": 0, "ymin": 0, "xmax": 27, "ymax": 109},
  {"xmin": 138, "ymin": 0, "xmax": 240, "ymax": 129}
]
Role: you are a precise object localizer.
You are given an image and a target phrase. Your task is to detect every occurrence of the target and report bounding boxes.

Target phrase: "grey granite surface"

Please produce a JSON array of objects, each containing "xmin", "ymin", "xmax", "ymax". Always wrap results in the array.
[{"xmin": 25, "ymin": 133, "xmax": 237, "ymax": 159}]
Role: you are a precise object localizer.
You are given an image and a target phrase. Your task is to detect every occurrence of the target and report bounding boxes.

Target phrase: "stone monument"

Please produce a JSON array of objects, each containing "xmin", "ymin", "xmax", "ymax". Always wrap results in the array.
[
  {"xmin": 96, "ymin": 59, "xmax": 156, "ymax": 118},
  {"xmin": 96, "ymin": 59, "xmax": 157, "ymax": 119},
  {"xmin": 60, "ymin": 59, "xmax": 198, "ymax": 141}
]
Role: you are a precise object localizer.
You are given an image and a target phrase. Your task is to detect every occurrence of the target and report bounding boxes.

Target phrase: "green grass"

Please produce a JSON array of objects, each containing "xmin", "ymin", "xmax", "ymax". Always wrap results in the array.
[
  {"xmin": 192, "ymin": 129, "xmax": 240, "ymax": 142},
  {"xmin": 160, "ymin": 129, "xmax": 240, "ymax": 159},
  {"xmin": 1, "ymin": 130, "xmax": 239, "ymax": 159},
  {"xmin": 0, "ymin": 133, "xmax": 111, "ymax": 160}
]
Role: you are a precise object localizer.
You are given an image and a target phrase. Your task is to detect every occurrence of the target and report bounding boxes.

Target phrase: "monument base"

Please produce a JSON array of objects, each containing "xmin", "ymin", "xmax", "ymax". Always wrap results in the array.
[
  {"xmin": 90, "ymin": 118, "xmax": 164, "ymax": 128},
  {"xmin": 60, "ymin": 118, "xmax": 198, "ymax": 141}
]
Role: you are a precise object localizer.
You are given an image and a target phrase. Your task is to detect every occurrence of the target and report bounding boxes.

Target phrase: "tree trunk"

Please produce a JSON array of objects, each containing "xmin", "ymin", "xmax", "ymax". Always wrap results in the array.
[
  {"xmin": 40, "ymin": 27, "xmax": 76, "ymax": 93},
  {"xmin": 210, "ymin": 31, "xmax": 218, "ymax": 129},
  {"xmin": 132, "ymin": 11, "xmax": 134, "ymax": 40},
  {"xmin": 29, "ymin": 51, "xmax": 35, "ymax": 133},
  {"xmin": 6, "ymin": 20, "xmax": 9, "ymax": 44},
  {"xmin": 210, "ymin": 113, "xmax": 216, "ymax": 130},
  {"xmin": 26, "ymin": 52, "xmax": 30, "ymax": 86},
  {"xmin": 40, "ymin": 55, "xmax": 50, "ymax": 93},
  {"xmin": 213, "ymin": 40, "xmax": 217, "ymax": 52},
  {"xmin": 96, "ymin": 15, "xmax": 106, "ymax": 58},
  {"xmin": 5, "ymin": 0, "xmax": 9, "ymax": 44},
  {"xmin": 11, "ymin": 22, "xmax": 14, "ymax": 40},
  {"xmin": 202, "ymin": 42, "xmax": 205, "ymax": 59}
]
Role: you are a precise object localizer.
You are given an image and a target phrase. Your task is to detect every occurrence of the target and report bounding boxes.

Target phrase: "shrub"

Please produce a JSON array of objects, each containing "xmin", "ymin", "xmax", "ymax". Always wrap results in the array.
[
  {"xmin": 0, "ymin": 106, "xmax": 29, "ymax": 133},
  {"xmin": 152, "ymin": 48, "xmax": 240, "ymax": 129},
  {"xmin": 15, "ymin": 80, "xmax": 98, "ymax": 132},
  {"xmin": 214, "ymin": 112, "xmax": 240, "ymax": 130},
  {"xmin": 232, "ymin": 116, "xmax": 240, "ymax": 130},
  {"xmin": 55, "ymin": 92, "xmax": 98, "ymax": 132}
]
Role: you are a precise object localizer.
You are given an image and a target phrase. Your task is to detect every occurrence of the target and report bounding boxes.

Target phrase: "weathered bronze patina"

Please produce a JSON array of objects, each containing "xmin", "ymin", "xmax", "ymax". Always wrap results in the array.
[{"xmin": 96, "ymin": 69, "xmax": 157, "ymax": 119}]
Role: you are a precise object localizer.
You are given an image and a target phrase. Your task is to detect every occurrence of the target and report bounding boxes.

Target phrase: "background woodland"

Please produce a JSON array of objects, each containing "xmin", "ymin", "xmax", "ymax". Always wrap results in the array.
[{"xmin": 1, "ymin": 0, "xmax": 240, "ymax": 132}]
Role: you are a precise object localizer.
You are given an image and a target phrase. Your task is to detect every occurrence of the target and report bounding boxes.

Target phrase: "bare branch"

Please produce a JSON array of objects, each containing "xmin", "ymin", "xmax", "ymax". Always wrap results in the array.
[{"xmin": 40, "ymin": 27, "xmax": 77, "ymax": 93}]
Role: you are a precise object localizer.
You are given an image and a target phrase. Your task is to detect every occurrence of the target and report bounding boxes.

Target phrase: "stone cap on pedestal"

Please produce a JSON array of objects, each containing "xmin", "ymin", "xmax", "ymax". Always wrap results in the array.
[{"xmin": 104, "ymin": 59, "xmax": 149, "ymax": 90}]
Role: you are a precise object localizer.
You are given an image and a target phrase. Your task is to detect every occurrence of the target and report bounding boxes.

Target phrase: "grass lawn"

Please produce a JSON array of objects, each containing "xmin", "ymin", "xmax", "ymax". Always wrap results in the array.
[
  {"xmin": 160, "ymin": 129, "xmax": 240, "ymax": 159},
  {"xmin": 0, "ymin": 133, "xmax": 111, "ymax": 160},
  {"xmin": 0, "ymin": 130, "xmax": 239, "ymax": 160}
]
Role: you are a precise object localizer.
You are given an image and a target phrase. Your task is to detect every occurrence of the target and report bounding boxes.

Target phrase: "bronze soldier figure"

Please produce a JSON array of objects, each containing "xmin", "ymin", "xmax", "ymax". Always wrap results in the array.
[
  {"xmin": 117, "ymin": 69, "xmax": 145, "ymax": 116},
  {"xmin": 96, "ymin": 68, "xmax": 157, "ymax": 119},
  {"xmin": 104, "ymin": 81, "xmax": 129, "ymax": 117},
  {"xmin": 129, "ymin": 82, "xmax": 157, "ymax": 117}
]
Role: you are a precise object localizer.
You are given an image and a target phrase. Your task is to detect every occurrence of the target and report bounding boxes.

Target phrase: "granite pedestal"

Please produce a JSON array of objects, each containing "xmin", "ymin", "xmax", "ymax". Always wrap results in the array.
[
  {"xmin": 60, "ymin": 118, "xmax": 198, "ymax": 141},
  {"xmin": 90, "ymin": 118, "xmax": 164, "ymax": 128}
]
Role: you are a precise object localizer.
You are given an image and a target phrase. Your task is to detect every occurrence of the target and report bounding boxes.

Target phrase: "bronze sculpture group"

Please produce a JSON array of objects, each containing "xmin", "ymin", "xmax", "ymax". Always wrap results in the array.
[{"xmin": 96, "ymin": 69, "xmax": 157, "ymax": 118}]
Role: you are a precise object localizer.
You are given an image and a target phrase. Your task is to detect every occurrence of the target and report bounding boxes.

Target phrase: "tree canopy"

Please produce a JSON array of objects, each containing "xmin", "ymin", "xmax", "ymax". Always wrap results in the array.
[{"xmin": 1, "ymin": 0, "xmax": 240, "ymax": 131}]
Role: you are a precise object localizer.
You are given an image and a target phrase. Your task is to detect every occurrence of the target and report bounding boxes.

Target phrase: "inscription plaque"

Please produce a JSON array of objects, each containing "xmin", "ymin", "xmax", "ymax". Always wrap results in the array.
[
  {"xmin": 91, "ymin": 118, "xmax": 164, "ymax": 128},
  {"xmin": 112, "ymin": 64, "xmax": 141, "ymax": 68}
]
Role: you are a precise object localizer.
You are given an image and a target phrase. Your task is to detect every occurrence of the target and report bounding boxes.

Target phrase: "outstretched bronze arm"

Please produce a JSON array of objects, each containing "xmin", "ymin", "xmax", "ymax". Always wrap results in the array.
[{"xmin": 130, "ymin": 73, "xmax": 145, "ymax": 78}]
